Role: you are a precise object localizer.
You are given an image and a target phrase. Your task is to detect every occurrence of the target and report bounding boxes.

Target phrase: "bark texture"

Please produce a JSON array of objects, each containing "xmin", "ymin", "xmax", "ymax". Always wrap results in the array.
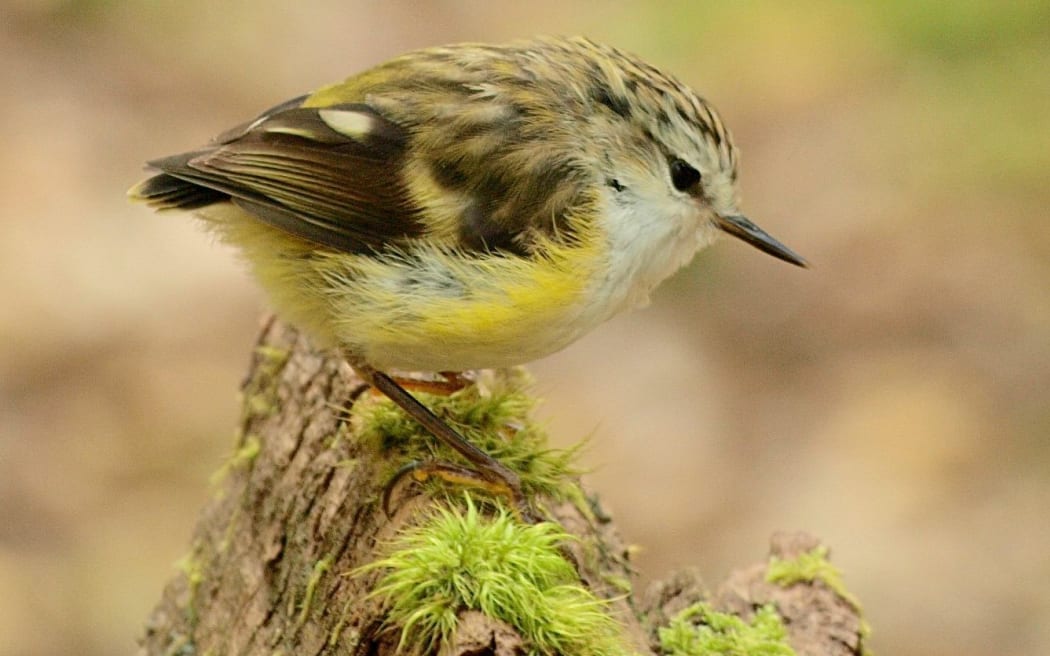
[{"xmin": 137, "ymin": 318, "xmax": 867, "ymax": 656}]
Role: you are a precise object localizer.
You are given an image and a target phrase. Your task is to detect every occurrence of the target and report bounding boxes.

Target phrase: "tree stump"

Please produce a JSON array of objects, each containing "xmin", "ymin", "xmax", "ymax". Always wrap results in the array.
[{"xmin": 137, "ymin": 318, "xmax": 868, "ymax": 656}]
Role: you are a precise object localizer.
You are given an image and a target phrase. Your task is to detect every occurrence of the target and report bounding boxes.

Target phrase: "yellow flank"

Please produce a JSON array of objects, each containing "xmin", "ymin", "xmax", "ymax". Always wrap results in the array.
[
  {"xmin": 315, "ymin": 204, "xmax": 604, "ymax": 371},
  {"xmin": 332, "ymin": 223, "xmax": 605, "ymax": 370},
  {"xmin": 197, "ymin": 199, "xmax": 607, "ymax": 371},
  {"xmin": 420, "ymin": 244, "xmax": 589, "ymax": 338}
]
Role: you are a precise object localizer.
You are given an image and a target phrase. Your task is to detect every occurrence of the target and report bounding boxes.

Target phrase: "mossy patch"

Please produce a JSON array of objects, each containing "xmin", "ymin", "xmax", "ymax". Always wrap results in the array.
[
  {"xmin": 658, "ymin": 603, "xmax": 794, "ymax": 656},
  {"xmin": 766, "ymin": 545, "xmax": 859, "ymax": 609},
  {"xmin": 766, "ymin": 545, "xmax": 872, "ymax": 653},
  {"xmin": 351, "ymin": 368, "xmax": 582, "ymax": 500},
  {"xmin": 361, "ymin": 497, "xmax": 630, "ymax": 656}
]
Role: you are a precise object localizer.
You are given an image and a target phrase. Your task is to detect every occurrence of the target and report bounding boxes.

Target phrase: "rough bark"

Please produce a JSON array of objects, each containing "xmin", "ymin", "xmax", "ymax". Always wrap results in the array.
[{"xmin": 137, "ymin": 318, "xmax": 867, "ymax": 656}]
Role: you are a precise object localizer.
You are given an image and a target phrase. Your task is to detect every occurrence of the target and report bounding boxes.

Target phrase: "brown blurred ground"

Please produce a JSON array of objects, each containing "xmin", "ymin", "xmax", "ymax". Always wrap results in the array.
[{"xmin": 1, "ymin": 2, "xmax": 1047, "ymax": 655}]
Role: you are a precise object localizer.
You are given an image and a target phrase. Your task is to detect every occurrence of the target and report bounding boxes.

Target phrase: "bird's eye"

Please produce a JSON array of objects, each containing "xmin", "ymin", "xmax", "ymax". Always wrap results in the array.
[{"xmin": 669, "ymin": 158, "xmax": 701, "ymax": 192}]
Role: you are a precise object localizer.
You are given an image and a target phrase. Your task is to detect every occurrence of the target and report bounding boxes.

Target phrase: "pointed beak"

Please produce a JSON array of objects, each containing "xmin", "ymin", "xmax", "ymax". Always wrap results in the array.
[{"xmin": 716, "ymin": 214, "xmax": 808, "ymax": 268}]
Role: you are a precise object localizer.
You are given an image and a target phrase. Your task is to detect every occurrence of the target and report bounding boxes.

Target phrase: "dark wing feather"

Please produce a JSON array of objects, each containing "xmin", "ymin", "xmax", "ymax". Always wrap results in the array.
[
  {"xmin": 129, "ymin": 168, "xmax": 228, "ymax": 209},
  {"xmin": 132, "ymin": 100, "xmax": 424, "ymax": 254}
]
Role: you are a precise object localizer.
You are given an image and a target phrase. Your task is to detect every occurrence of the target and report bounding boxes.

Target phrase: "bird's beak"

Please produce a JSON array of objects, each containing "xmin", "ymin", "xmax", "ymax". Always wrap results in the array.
[{"xmin": 716, "ymin": 214, "xmax": 808, "ymax": 268}]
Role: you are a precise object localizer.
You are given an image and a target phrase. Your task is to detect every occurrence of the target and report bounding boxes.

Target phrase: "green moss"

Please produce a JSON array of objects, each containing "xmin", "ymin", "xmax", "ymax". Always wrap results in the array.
[
  {"xmin": 294, "ymin": 557, "xmax": 333, "ymax": 629},
  {"xmin": 765, "ymin": 545, "xmax": 858, "ymax": 609},
  {"xmin": 352, "ymin": 368, "xmax": 582, "ymax": 501},
  {"xmin": 162, "ymin": 633, "xmax": 194, "ymax": 656},
  {"xmin": 328, "ymin": 598, "xmax": 360, "ymax": 649},
  {"xmin": 255, "ymin": 345, "xmax": 291, "ymax": 370},
  {"xmin": 766, "ymin": 546, "xmax": 873, "ymax": 654},
  {"xmin": 209, "ymin": 433, "xmax": 262, "ymax": 488},
  {"xmin": 334, "ymin": 457, "xmax": 359, "ymax": 471},
  {"xmin": 658, "ymin": 603, "xmax": 794, "ymax": 656},
  {"xmin": 245, "ymin": 393, "xmax": 277, "ymax": 417},
  {"xmin": 325, "ymin": 422, "xmax": 352, "ymax": 449},
  {"xmin": 174, "ymin": 543, "xmax": 206, "ymax": 628},
  {"xmin": 603, "ymin": 574, "xmax": 634, "ymax": 595},
  {"xmin": 361, "ymin": 497, "xmax": 630, "ymax": 656}
]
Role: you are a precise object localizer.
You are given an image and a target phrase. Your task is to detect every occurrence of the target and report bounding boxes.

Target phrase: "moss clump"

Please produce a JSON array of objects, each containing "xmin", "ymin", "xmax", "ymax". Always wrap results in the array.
[
  {"xmin": 658, "ymin": 603, "xmax": 794, "ymax": 656},
  {"xmin": 766, "ymin": 545, "xmax": 872, "ymax": 652},
  {"xmin": 362, "ymin": 497, "xmax": 629, "ymax": 656},
  {"xmin": 766, "ymin": 545, "xmax": 858, "ymax": 609},
  {"xmin": 352, "ymin": 368, "xmax": 582, "ymax": 500}
]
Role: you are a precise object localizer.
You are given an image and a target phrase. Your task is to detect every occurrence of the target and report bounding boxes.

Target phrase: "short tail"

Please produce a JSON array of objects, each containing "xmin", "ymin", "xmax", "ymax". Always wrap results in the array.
[{"xmin": 127, "ymin": 152, "xmax": 228, "ymax": 211}]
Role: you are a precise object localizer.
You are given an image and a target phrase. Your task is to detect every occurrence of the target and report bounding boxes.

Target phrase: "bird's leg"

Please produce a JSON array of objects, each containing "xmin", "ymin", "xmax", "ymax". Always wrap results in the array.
[{"xmin": 344, "ymin": 354, "xmax": 528, "ymax": 517}]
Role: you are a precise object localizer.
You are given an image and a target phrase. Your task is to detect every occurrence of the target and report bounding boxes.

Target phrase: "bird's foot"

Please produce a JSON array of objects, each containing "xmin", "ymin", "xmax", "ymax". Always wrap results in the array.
[{"xmin": 382, "ymin": 459, "xmax": 535, "ymax": 523}]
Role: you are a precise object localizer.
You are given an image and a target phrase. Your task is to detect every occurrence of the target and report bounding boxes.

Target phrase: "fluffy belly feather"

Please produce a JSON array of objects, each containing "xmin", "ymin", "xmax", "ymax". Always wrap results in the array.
[{"xmin": 319, "ymin": 239, "xmax": 608, "ymax": 371}]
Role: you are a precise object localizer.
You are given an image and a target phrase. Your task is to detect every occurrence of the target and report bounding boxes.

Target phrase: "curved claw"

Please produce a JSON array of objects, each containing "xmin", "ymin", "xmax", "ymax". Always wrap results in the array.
[
  {"xmin": 381, "ymin": 459, "xmax": 534, "ymax": 522},
  {"xmin": 382, "ymin": 459, "xmax": 423, "ymax": 517}
]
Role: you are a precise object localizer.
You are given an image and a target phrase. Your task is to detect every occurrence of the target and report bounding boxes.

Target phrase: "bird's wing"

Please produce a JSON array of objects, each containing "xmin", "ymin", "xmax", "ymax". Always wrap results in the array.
[{"xmin": 133, "ymin": 97, "xmax": 425, "ymax": 254}]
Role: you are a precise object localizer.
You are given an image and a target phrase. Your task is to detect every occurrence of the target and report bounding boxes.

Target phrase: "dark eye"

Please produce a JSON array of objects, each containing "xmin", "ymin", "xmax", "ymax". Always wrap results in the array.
[{"xmin": 669, "ymin": 158, "xmax": 701, "ymax": 192}]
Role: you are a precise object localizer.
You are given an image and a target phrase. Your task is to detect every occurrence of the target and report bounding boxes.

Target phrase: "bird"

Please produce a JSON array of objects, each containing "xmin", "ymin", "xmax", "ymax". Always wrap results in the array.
[{"xmin": 129, "ymin": 35, "xmax": 806, "ymax": 512}]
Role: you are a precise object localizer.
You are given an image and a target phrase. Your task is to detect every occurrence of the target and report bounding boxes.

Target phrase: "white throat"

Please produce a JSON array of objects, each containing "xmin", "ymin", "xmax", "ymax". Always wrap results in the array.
[{"xmin": 587, "ymin": 192, "xmax": 721, "ymax": 321}]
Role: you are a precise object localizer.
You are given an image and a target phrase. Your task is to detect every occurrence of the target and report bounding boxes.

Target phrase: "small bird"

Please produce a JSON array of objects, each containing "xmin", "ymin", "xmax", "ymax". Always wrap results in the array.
[{"xmin": 130, "ymin": 36, "xmax": 805, "ymax": 510}]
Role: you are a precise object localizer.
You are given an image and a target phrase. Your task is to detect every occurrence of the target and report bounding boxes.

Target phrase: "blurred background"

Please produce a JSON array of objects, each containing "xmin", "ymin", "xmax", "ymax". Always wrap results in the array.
[{"xmin": 2, "ymin": 1, "xmax": 1048, "ymax": 655}]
